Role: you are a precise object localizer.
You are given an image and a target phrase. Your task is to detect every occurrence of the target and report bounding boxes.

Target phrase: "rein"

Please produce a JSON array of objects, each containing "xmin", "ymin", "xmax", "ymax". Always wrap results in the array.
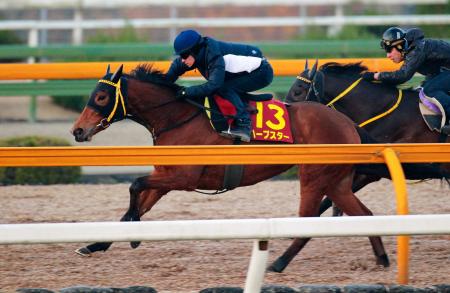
[
  {"xmin": 316, "ymin": 76, "xmax": 403, "ymax": 128},
  {"xmin": 95, "ymin": 78, "xmax": 206, "ymax": 138},
  {"xmin": 326, "ymin": 78, "xmax": 362, "ymax": 108}
]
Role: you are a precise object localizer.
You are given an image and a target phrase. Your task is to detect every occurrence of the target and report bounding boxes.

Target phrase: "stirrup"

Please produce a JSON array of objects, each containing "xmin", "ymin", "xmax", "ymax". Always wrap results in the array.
[
  {"xmin": 441, "ymin": 125, "xmax": 450, "ymax": 135},
  {"xmin": 220, "ymin": 128, "xmax": 251, "ymax": 142}
]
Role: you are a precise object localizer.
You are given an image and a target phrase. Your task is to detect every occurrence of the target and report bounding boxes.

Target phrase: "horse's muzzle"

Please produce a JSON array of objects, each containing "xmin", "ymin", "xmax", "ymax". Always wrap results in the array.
[{"xmin": 72, "ymin": 128, "xmax": 90, "ymax": 142}]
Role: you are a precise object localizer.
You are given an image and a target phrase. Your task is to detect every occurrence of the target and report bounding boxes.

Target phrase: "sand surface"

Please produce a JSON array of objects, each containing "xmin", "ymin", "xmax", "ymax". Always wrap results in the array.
[{"xmin": 0, "ymin": 179, "xmax": 449, "ymax": 292}]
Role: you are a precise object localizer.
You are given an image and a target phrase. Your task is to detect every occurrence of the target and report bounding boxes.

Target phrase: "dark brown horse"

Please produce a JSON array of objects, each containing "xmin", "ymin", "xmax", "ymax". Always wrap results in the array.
[
  {"xmin": 71, "ymin": 64, "xmax": 389, "ymax": 273},
  {"xmin": 286, "ymin": 61, "xmax": 449, "ymax": 215}
]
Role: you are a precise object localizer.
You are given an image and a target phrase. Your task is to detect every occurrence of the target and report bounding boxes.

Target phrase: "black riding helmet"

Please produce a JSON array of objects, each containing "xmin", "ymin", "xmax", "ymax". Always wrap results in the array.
[{"xmin": 380, "ymin": 27, "xmax": 408, "ymax": 53}]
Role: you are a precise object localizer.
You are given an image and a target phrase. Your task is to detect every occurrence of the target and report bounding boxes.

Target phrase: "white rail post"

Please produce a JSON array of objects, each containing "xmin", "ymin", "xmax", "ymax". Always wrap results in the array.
[
  {"xmin": 244, "ymin": 240, "xmax": 269, "ymax": 293},
  {"xmin": 73, "ymin": 5, "xmax": 83, "ymax": 45},
  {"xmin": 169, "ymin": 5, "xmax": 178, "ymax": 42},
  {"xmin": 27, "ymin": 27, "xmax": 38, "ymax": 123}
]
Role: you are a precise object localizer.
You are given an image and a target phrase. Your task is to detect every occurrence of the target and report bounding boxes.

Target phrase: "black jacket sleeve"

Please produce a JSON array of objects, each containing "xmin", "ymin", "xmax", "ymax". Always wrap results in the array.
[
  {"xmin": 166, "ymin": 58, "xmax": 190, "ymax": 83},
  {"xmin": 378, "ymin": 49, "xmax": 426, "ymax": 84},
  {"xmin": 184, "ymin": 45, "xmax": 226, "ymax": 98}
]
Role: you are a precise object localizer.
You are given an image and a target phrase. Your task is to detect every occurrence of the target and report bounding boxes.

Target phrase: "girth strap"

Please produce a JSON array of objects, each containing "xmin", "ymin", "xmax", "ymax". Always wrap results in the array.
[
  {"xmin": 222, "ymin": 165, "xmax": 244, "ymax": 190},
  {"xmin": 359, "ymin": 88, "xmax": 403, "ymax": 127}
]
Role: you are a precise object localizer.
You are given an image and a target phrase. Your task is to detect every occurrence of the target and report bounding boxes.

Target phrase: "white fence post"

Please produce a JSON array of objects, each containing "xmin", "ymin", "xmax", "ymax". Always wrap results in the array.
[
  {"xmin": 244, "ymin": 240, "xmax": 269, "ymax": 293},
  {"xmin": 73, "ymin": 6, "xmax": 83, "ymax": 45}
]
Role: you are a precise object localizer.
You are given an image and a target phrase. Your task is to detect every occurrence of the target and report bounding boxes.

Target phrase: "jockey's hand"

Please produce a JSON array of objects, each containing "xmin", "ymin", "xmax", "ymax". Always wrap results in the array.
[
  {"xmin": 175, "ymin": 87, "xmax": 188, "ymax": 100},
  {"xmin": 361, "ymin": 72, "xmax": 375, "ymax": 81}
]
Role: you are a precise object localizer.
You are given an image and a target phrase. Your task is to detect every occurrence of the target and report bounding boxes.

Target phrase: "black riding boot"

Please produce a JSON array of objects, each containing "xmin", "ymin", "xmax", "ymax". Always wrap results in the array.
[{"xmin": 229, "ymin": 118, "xmax": 251, "ymax": 142}]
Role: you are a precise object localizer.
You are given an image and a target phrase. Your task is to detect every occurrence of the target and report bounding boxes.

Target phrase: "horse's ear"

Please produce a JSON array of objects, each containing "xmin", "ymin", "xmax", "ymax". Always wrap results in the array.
[
  {"xmin": 106, "ymin": 64, "xmax": 111, "ymax": 75},
  {"xmin": 304, "ymin": 59, "xmax": 309, "ymax": 72},
  {"xmin": 110, "ymin": 64, "xmax": 123, "ymax": 83},
  {"xmin": 309, "ymin": 59, "xmax": 318, "ymax": 79}
]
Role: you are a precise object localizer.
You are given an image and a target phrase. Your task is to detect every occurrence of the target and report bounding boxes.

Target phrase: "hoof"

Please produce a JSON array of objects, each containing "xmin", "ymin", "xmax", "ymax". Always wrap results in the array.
[
  {"xmin": 267, "ymin": 257, "xmax": 287, "ymax": 273},
  {"xmin": 75, "ymin": 247, "xmax": 92, "ymax": 257},
  {"xmin": 266, "ymin": 264, "xmax": 282, "ymax": 273},
  {"xmin": 376, "ymin": 254, "xmax": 390, "ymax": 267},
  {"xmin": 130, "ymin": 241, "xmax": 141, "ymax": 249}
]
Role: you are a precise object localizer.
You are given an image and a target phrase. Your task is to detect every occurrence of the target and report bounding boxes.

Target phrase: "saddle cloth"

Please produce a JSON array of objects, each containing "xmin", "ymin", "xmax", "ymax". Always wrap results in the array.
[
  {"xmin": 418, "ymin": 88, "xmax": 447, "ymax": 132},
  {"xmin": 205, "ymin": 94, "xmax": 294, "ymax": 143}
]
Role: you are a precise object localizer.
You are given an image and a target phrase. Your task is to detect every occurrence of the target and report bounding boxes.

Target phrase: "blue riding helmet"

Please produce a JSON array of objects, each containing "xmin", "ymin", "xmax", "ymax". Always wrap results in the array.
[{"xmin": 174, "ymin": 30, "xmax": 202, "ymax": 56}]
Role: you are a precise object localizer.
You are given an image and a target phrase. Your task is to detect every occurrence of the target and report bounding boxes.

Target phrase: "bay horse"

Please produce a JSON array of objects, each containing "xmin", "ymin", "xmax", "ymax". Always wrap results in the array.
[
  {"xmin": 286, "ymin": 61, "xmax": 449, "ymax": 216},
  {"xmin": 71, "ymin": 64, "xmax": 389, "ymax": 273}
]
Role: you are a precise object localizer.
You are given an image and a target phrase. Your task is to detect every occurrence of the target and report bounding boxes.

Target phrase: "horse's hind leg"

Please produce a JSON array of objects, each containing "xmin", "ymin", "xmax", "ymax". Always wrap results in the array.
[
  {"xmin": 268, "ymin": 176, "xmax": 324, "ymax": 273},
  {"xmin": 320, "ymin": 174, "xmax": 383, "ymax": 217},
  {"xmin": 327, "ymin": 181, "xmax": 389, "ymax": 267},
  {"xmin": 351, "ymin": 194, "xmax": 390, "ymax": 267}
]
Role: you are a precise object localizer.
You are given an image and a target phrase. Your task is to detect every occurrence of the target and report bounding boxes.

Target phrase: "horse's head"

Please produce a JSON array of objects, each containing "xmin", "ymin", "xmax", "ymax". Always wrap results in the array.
[
  {"xmin": 285, "ymin": 59, "xmax": 323, "ymax": 103},
  {"xmin": 72, "ymin": 64, "xmax": 126, "ymax": 142}
]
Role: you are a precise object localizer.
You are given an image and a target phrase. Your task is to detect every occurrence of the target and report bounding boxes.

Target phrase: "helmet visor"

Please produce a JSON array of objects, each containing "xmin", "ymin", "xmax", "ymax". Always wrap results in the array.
[
  {"xmin": 179, "ymin": 51, "xmax": 191, "ymax": 59},
  {"xmin": 380, "ymin": 40, "xmax": 394, "ymax": 53}
]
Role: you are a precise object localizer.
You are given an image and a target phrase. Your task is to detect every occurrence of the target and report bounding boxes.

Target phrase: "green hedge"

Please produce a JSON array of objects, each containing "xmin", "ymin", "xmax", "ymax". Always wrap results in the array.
[{"xmin": 0, "ymin": 136, "xmax": 81, "ymax": 185}]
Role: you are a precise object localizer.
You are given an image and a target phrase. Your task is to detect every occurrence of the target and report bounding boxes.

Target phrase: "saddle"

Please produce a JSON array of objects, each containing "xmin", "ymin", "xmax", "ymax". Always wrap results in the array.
[
  {"xmin": 205, "ymin": 93, "xmax": 293, "ymax": 143},
  {"xmin": 418, "ymin": 88, "xmax": 448, "ymax": 133}
]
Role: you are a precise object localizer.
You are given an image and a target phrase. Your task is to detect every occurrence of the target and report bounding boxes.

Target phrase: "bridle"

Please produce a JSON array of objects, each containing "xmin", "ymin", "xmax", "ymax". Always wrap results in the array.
[{"xmin": 96, "ymin": 78, "xmax": 127, "ymax": 129}]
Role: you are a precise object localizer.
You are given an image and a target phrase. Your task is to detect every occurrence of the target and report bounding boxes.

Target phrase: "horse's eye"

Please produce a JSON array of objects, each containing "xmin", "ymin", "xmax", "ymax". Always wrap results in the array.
[{"xmin": 94, "ymin": 92, "xmax": 109, "ymax": 106}]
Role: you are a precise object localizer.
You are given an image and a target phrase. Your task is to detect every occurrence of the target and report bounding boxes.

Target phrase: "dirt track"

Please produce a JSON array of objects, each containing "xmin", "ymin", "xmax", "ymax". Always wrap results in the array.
[{"xmin": 0, "ymin": 179, "xmax": 449, "ymax": 292}]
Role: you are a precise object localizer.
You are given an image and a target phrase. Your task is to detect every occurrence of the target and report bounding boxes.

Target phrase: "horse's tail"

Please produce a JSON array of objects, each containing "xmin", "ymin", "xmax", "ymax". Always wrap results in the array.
[{"xmin": 355, "ymin": 125, "xmax": 448, "ymax": 181}]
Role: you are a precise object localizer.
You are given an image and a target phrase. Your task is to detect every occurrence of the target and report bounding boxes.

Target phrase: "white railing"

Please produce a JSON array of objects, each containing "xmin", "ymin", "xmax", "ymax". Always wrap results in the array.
[
  {"xmin": 3, "ymin": 15, "xmax": 450, "ymax": 30},
  {"xmin": 3, "ymin": 14, "xmax": 450, "ymax": 46},
  {"xmin": 1, "ymin": 215, "xmax": 450, "ymax": 292},
  {"xmin": 2, "ymin": 215, "xmax": 449, "ymax": 244},
  {"xmin": 0, "ymin": 0, "xmax": 445, "ymax": 8},
  {"xmin": 0, "ymin": 0, "xmax": 448, "ymax": 44}
]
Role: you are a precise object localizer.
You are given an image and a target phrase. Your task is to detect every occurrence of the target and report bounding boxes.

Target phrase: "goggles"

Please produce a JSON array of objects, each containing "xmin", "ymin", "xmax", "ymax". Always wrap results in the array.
[
  {"xmin": 380, "ymin": 39, "xmax": 404, "ymax": 53},
  {"xmin": 179, "ymin": 51, "xmax": 191, "ymax": 59}
]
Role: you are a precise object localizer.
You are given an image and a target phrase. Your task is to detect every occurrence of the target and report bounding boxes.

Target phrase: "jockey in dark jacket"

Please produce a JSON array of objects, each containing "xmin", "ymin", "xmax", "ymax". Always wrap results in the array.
[
  {"xmin": 166, "ymin": 29, "xmax": 274, "ymax": 142},
  {"xmin": 362, "ymin": 27, "xmax": 450, "ymax": 132}
]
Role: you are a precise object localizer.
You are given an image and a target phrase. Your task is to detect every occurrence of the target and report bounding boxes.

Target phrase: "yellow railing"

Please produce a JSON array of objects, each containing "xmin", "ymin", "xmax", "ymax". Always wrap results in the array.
[
  {"xmin": 1, "ymin": 143, "xmax": 448, "ymax": 284},
  {"xmin": 0, "ymin": 58, "xmax": 399, "ymax": 80}
]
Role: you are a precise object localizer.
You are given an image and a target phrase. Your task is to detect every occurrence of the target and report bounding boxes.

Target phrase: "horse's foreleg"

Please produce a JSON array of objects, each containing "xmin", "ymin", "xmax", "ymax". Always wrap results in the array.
[
  {"xmin": 121, "ymin": 175, "xmax": 151, "ymax": 222},
  {"xmin": 128, "ymin": 188, "xmax": 168, "ymax": 249},
  {"xmin": 318, "ymin": 197, "xmax": 333, "ymax": 214},
  {"xmin": 76, "ymin": 176, "xmax": 162, "ymax": 257},
  {"xmin": 267, "ymin": 238, "xmax": 311, "ymax": 273}
]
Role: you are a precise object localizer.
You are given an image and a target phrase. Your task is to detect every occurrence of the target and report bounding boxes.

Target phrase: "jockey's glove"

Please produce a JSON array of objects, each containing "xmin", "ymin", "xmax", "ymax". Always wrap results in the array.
[
  {"xmin": 175, "ymin": 87, "xmax": 188, "ymax": 100},
  {"xmin": 361, "ymin": 72, "xmax": 375, "ymax": 81}
]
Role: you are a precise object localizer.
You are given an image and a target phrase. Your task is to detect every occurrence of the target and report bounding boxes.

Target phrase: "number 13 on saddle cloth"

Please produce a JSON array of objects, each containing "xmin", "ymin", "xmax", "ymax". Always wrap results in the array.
[
  {"xmin": 206, "ymin": 95, "xmax": 293, "ymax": 143},
  {"xmin": 249, "ymin": 100, "xmax": 293, "ymax": 143}
]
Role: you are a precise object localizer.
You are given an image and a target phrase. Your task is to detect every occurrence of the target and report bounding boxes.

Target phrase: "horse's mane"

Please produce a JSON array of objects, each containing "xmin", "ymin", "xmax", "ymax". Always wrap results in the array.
[
  {"xmin": 130, "ymin": 63, "xmax": 182, "ymax": 91},
  {"xmin": 320, "ymin": 62, "xmax": 418, "ymax": 93},
  {"xmin": 320, "ymin": 62, "xmax": 368, "ymax": 77}
]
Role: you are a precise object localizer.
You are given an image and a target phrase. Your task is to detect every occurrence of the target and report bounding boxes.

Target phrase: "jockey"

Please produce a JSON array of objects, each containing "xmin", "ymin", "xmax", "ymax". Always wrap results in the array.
[
  {"xmin": 362, "ymin": 27, "xmax": 450, "ymax": 132},
  {"xmin": 166, "ymin": 29, "xmax": 274, "ymax": 142}
]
